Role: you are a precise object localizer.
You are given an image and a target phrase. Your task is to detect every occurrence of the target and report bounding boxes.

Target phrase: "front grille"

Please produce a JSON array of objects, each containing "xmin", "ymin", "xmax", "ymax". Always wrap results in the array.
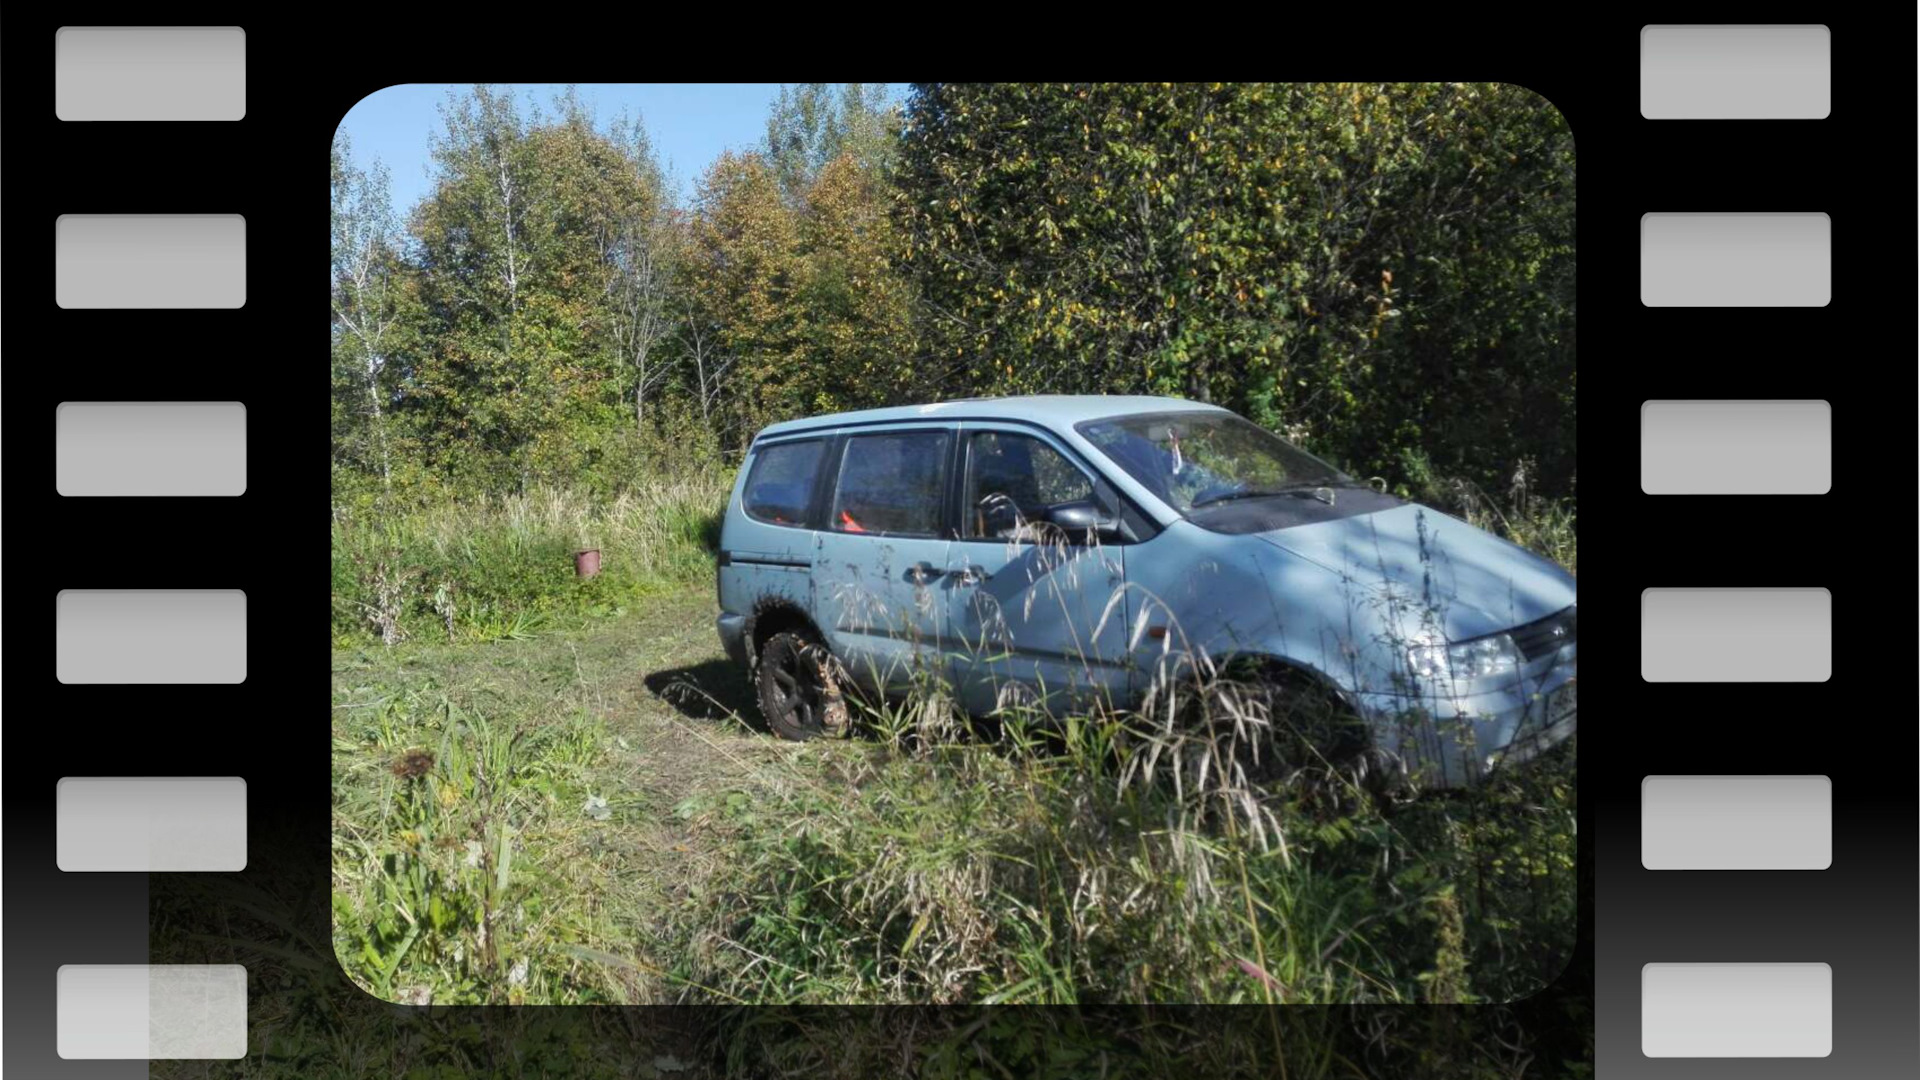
[{"xmin": 1509, "ymin": 605, "xmax": 1576, "ymax": 661}]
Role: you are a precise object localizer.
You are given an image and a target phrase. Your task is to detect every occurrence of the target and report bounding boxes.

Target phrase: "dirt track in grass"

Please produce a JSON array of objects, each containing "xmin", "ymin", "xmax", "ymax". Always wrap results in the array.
[{"xmin": 329, "ymin": 585, "xmax": 852, "ymax": 1005}]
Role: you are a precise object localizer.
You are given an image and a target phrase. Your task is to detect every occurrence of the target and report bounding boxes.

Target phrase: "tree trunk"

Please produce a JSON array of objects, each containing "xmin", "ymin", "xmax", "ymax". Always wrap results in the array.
[
  {"xmin": 365, "ymin": 359, "xmax": 393, "ymax": 489},
  {"xmin": 694, "ymin": 350, "xmax": 711, "ymax": 424}
]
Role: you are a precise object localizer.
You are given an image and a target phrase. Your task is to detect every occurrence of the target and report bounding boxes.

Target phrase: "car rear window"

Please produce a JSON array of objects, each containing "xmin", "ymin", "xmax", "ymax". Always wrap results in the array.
[
  {"xmin": 830, "ymin": 430, "xmax": 950, "ymax": 536},
  {"xmin": 742, "ymin": 439, "xmax": 825, "ymax": 526}
]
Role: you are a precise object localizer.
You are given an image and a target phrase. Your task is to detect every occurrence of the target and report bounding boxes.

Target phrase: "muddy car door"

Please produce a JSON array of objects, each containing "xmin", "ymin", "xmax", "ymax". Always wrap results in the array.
[
  {"xmin": 809, "ymin": 426, "xmax": 956, "ymax": 696},
  {"xmin": 943, "ymin": 424, "xmax": 1131, "ymax": 717},
  {"xmin": 721, "ymin": 435, "xmax": 830, "ymax": 636}
]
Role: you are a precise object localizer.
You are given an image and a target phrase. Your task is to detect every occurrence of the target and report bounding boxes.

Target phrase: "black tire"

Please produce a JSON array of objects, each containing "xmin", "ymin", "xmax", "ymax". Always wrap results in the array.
[
  {"xmin": 1215, "ymin": 662, "xmax": 1394, "ymax": 807},
  {"xmin": 755, "ymin": 630, "xmax": 837, "ymax": 741},
  {"xmin": 1271, "ymin": 679, "xmax": 1413, "ymax": 807},
  {"xmin": 1268, "ymin": 679, "xmax": 1368, "ymax": 765}
]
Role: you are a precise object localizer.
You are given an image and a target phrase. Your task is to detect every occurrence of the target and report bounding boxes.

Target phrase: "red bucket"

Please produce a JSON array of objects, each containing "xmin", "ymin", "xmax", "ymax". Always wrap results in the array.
[{"xmin": 574, "ymin": 549, "xmax": 601, "ymax": 578}]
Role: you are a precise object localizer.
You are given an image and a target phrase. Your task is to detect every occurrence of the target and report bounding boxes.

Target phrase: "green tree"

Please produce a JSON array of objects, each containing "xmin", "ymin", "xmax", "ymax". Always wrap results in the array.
[
  {"xmin": 796, "ymin": 153, "xmax": 918, "ymax": 412},
  {"xmin": 765, "ymin": 83, "xmax": 901, "ymax": 201},
  {"xmin": 407, "ymin": 86, "xmax": 662, "ymax": 489},
  {"xmin": 900, "ymin": 82, "xmax": 1575, "ymax": 493},
  {"xmin": 684, "ymin": 151, "xmax": 806, "ymax": 442},
  {"xmin": 588, "ymin": 113, "xmax": 679, "ymax": 429},
  {"xmin": 683, "ymin": 147, "xmax": 920, "ymax": 445},
  {"xmin": 330, "ymin": 82, "xmax": 1574, "ymax": 503}
]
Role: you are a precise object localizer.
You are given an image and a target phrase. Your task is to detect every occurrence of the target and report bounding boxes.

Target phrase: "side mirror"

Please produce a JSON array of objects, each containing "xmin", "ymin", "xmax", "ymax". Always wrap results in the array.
[{"xmin": 1046, "ymin": 501, "xmax": 1120, "ymax": 542}]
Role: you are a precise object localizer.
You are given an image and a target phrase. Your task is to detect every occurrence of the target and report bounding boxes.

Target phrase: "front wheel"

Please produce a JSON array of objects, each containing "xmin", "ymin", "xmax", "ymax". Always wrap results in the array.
[{"xmin": 1226, "ymin": 664, "xmax": 1404, "ymax": 807}]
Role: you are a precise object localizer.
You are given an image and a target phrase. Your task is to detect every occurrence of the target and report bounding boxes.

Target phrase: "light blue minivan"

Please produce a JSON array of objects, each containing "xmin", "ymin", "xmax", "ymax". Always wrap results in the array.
[{"xmin": 715, "ymin": 395, "xmax": 1575, "ymax": 788}]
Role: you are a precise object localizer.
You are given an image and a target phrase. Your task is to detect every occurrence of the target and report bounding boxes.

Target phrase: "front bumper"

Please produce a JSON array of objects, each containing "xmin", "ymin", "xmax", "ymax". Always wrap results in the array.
[
  {"xmin": 1354, "ymin": 652, "xmax": 1577, "ymax": 789},
  {"xmin": 717, "ymin": 612, "xmax": 750, "ymax": 670}
]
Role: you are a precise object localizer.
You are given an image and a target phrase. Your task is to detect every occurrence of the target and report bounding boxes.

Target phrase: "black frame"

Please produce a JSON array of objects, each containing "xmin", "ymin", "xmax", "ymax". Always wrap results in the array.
[
  {"xmin": 1597, "ymin": 15, "xmax": 1916, "ymax": 1079},
  {"xmin": 14, "ymin": 25, "xmax": 1916, "ymax": 1080}
]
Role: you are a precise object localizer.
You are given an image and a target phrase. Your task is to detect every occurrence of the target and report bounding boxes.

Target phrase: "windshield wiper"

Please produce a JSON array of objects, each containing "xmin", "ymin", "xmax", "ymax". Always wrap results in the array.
[
  {"xmin": 1249, "ymin": 480, "xmax": 1349, "ymax": 506},
  {"xmin": 1190, "ymin": 486, "xmax": 1341, "ymax": 509},
  {"xmin": 1189, "ymin": 488, "xmax": 1287, "ymax": 510},
  {"xmin": 1190, "ymin": 477, "xmax": 1373, "ymax": 510}
]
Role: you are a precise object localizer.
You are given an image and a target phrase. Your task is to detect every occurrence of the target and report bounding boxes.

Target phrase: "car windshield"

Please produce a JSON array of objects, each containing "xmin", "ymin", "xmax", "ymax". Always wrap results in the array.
[{"xmin": 1081, "ymin": 412, "xmax": 1350, "ymax": 515}]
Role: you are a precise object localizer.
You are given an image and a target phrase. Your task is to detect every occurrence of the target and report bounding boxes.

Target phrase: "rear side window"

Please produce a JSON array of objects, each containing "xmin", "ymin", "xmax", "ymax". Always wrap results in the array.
[
  {"xmin": 742, "ymin": 439, "xmax": 825, "ymax": 526},
  {"xmin": 830, "ymin": 430, "xmax": 951, "ymax": 537}
]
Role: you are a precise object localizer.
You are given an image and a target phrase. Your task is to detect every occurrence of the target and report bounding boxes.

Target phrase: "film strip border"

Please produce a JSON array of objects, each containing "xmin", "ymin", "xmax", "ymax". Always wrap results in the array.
[
  {"xmin": 1606, "ymin": 21, "xmax": 1912, "ymax": 1079},
  {"xmin": 1630, "ymin": 21, "xmax": 1833, "ymax": 1064},
  {"xmin": 49, "ymin": 26, "xmax": 251, "ymax": 1067}
]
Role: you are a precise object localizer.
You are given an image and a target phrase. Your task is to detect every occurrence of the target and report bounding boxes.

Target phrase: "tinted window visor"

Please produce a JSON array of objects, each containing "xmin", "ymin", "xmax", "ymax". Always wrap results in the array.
[{"xmin": 1080, "ymin": 413, "xmax": 1353, "ymax": 518}]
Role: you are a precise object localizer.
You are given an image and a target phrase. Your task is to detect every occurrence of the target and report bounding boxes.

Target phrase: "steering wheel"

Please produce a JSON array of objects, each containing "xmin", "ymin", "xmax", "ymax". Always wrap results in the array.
[{"xmin": 976, "ymin": 491, "xmax": 1024, "ymax": 536}]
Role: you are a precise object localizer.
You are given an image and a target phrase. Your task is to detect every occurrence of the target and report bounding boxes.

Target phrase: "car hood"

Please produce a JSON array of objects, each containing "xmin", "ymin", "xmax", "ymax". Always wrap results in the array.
[{"xmin": 1252, "ymin": 501, "xmax": 1576, "ymax": 641}]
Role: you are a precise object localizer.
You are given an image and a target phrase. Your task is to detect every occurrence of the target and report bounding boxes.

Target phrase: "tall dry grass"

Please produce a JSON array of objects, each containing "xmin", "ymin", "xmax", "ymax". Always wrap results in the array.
[{"xmin": 331, "ymin": 472, "xmax": 730, "ymax": 644}]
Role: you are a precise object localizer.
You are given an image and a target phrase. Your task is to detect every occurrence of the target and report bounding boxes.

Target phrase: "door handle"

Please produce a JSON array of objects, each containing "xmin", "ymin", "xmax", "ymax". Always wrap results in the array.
[
  {"xmin": 903, "ymin": 562, "xmax": 946, "ymax": 584},
  {"xmin": 956, "ymin": 565, "xmax": 992, "ymax": 585}
]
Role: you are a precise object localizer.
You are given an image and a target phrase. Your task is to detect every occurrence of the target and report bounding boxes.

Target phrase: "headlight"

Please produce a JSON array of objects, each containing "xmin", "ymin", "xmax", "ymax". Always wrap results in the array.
[{"xmin": 1406, "ymin": 633, "xmax": 1523, "ymax": 683}]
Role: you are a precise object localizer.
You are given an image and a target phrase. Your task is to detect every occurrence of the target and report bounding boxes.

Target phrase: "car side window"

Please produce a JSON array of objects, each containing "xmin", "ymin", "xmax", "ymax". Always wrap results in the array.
[
  {"xmin": 829, "ymin": 430, "xmax": 951, "ymax": 536},
  {"xmin": 964, "ymin": 431, "xmax": 1097, "ymax": 540},
  {"xmin": 742, "ymin": 439, "xmax": 825, "ymax": 526}
]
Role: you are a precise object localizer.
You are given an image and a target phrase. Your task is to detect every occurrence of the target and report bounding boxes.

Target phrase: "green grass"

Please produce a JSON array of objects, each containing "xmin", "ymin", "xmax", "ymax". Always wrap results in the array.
[
  {"xmin": 325, "ymin": 592, "xmax": 1575, "ymax": 1012},
  {"xmin": 310, "ymin": 474, "xmax": 1585, "ymax": 1076},
  {"xmin": 1398, "ymin": 447, "xmax": 1577, "ymax": 575},
  {"xmin": 329, "ymin": 586, "xmax": 801, "ymax": 1006}
]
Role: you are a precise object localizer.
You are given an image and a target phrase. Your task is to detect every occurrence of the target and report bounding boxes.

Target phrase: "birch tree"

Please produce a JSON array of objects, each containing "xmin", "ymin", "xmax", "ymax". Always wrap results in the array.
[
  {"xmin": 413, "ymin": 87, "xmax": 550, "ymax": 489},
  {"xmin": 678, "ymin": 299, "xmax": 734, "ymax": 427},
  {"xmin": 601, "ymin": 117, "xmax": 679, "ymax": 427},
  {"xmin": 330, "ymin": 134, "xmax": 407, "ymax": 489}
]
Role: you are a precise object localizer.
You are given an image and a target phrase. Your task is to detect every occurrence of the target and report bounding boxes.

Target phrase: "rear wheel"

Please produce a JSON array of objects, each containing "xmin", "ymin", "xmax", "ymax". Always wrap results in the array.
[{"xmin": 755, "ymin": 630, "xmax": 844, "ymax": 741}]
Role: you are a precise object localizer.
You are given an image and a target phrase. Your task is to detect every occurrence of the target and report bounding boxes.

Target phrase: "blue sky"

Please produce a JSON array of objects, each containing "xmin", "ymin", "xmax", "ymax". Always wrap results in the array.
[{"xmin": 336, "ymin": 84, "xmax": 893, "ymax": 213}]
